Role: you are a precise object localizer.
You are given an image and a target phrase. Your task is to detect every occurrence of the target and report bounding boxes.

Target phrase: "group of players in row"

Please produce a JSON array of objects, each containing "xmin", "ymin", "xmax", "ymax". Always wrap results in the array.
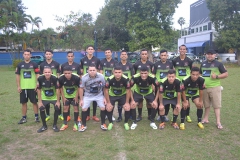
[{"xmin": 15, "ymin": 44, "xmax": 228, "ymax": 133}]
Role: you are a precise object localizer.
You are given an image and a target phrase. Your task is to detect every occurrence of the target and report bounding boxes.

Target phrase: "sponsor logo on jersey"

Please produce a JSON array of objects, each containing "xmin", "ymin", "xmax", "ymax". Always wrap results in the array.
[
  {"xmin": 211, "ymin": 63, "xmax": 215, "ymax": 67},
  {"xmin": 176, "ymin": 62, "xmax": 179, "ymax": 65},
  {"xmin": 42, "ymin": 82, "xmax": 45, "ymax": 85},
  {"xmin": 21, "ymin": 65, "xmax": 24, "ymax": 67},
  {"xmin": 184, "ymin": 62, "xmax": 188, "ymax": 66},
  {"xmin": 51, "ymin": 65, "xmax": 55, "ymax": 68},
  {"xmin": 84, "ymin": 61, "xmax": 87, "ymax": 64}
]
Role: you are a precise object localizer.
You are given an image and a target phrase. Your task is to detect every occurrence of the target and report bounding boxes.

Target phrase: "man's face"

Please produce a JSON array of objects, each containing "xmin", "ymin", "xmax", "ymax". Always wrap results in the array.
[
  {"xmin": 179, "ymin": 46, "xmax": 187, "ymax": 56},
  {"xmin": 67, "ymin": 53, "xmax": 74, "ymax": 62},
  {"xmin": 190, "ymin": 71, "xmax": 199, "ymax": 81},
  {"xmin": 23, "ymin": 51, "xmax": 31, "ymax": 61},
  {"xmin": 114, "ymin": 69, "xmax": 122, "ymax": 79},
  {"xmin": 45, "ymin": 52, "xmax": 53, "ymax": 60},
  {"xmin": 86, "ymin": 47, "xmax": 94, "ymax": 55},
  {"xmin": 120, "ymin": 52, "xmax": 128, "ymax": 61},
  {"xmin": 160, "ymin": 52, "xmax": 167, "ymax": 62},
  {"xmin": 140, "ymin": 71, "xmax": 149, "ymax": 80},
  {"xmin": 105, "ymin": 50, "xmax": 112, "ymax": 59},
  {"xmin": 167, "ymin": 73, "xmax": 176, "ymax": 84},
  {"xmin": 88, "ymin": 66, "xmax": 97, "ymax": 77},
  {"xmin": 43, "ymin": 68, "xmax": 52, "ymax": 79},
  {"xmin": 64, "ymin": 70, "xmax": 72, "ymax": 79},
  {"xmin": 141, "ymin": 51, "xmax": 148, "ymax": 61},
  {"xmin": 206, "ymin": 53, "xmax": 216, "ymax": 61}
]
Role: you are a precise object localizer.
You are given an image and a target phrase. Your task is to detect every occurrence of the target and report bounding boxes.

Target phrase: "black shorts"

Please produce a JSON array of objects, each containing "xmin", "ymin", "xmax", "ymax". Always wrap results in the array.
[
  {"xmin": 110, "ymin": 95, "xmax": 126, "ymax": 106},
  {"xmin": 42, "ymin": 100, "xmax": 57, "ymax": 107},
  {"xmin": 186, "ymin": 96, "xmax": 199, "ymax": 102},
  {"xmin": 63, "ymin": 98, "xmax": 78, "ymax": 106},
  {"xmin": 163, "ymin": 98, "xmax": 177, "ymax": 106},
  {"xmin": 20, "ymin": 89, "xmax": 37, "ymax": 104},
  {"xmin": 133, "ymin": 92, "xmax": 155, "ymax": 104}
]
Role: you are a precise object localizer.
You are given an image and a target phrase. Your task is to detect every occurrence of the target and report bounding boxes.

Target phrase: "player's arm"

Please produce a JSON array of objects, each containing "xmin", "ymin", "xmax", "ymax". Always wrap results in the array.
[
  {"xmin": 79, "ymin": 77, "xmax": 85, "ymax": 106},
  {"xmin": 16, "ymin": 74, "xmax": 21, "ymax": 93},
  {"xmin": 104, "ymin": 88, "xmax": 110, "ymax": 103},
  {"xmin": 37, "ymin": 79, "xmax": 43, "ymax": 107}
]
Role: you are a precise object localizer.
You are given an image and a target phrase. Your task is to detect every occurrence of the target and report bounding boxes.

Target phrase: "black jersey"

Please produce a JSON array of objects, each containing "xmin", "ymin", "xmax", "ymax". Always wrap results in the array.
[
  {"xmin": 172, "ymin": 56, "xmax": 193, "ymax": 81},
  {"xmin": 133, "ymin": 60, "xmax": 154, "ymax": 74},
  {"xmin": 61, "ymin": 62, "xmax": 81, "ymax": 75},
  {"xmin": 39, "ymin": 60, "xmax": 60, "ymax": 76},
  {"xmin": 80, "ymin": 56, "xmax": 101, "ymax": 75},
  {"xmin": 152, "ymin": 60, "xmax": 173, "ymax": 82},
  {"xmin": 182, "ymin": 76, "xmax": 205, "ymax": 97},
  {"xmin": 58, "ymin": 74, "xmax": 80, "ymax": 98},
  {"xmin": 100, "ymin": 58, "xmax": 118, "ymax": 80},
  {"xmin": 160, "ymin": 78, "xmax": 181, "ymax": 99},
  {"xmin": 118, "ymin": 61, "xmax": 134, "ymax": 79}
]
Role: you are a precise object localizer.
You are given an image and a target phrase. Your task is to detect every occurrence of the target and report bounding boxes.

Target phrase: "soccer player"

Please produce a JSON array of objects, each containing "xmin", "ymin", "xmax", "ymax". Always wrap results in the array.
[
  {"xmin": 39, "ymin": 49, "xmax": 63, "ymax": 121},
  {"xmin": 58, "ymin": 66, "xmax": 81, "ymax": 131},
  {"xmin": 200, "ymin": 49, "xmax": 228, "ymax": 129},
  {"xmin": 80, "ymin": 45, "xmax": 100, "ymax": 122},
  {"xmin": 116, "ymin": 50, "xmax": 135, "ymax": 122},
  {"xmin": 133, "ymin": 49, "xmax": 154, "ymax": 122},
  {"xmin": 152, "ymin": 49, "xmax": 174, "ymax": 122},
  {"xmin": 37, "ymin": 67, "xmax": 60, "ymax": 133},
  {"xmin": 158, "ymin": 69, "xmax": 182, "ymax": 129},
  {"xmin": 61, "ymin": 51, "xmax": 81, "ymax": 121},
  {"xmin": 130, "ymin": 66, "xmax": 159, "ymax": 129},
  {"xmin": 172, "ymin": 45, "xmax": 193, "ymax": 123},
  {"xmin": 181, "ymin": 67, "xmax": 205, "ymax": 130},
  {"xmin": 104, "ymin": 66, "xmax": 131, "ymax": 130},
  {"xmin": 79, "ymin": 65, "xmax": 107, "ymax": 132},
  {"xmin": 15, "ymin": 49, "xmax": 39, "ymax": 124}
]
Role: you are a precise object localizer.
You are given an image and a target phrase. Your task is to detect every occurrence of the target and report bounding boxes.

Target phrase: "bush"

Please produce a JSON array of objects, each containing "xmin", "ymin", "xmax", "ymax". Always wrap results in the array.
[{"xmin": 12, "ymin": 59, "xmax": 22, "ymax": 69}]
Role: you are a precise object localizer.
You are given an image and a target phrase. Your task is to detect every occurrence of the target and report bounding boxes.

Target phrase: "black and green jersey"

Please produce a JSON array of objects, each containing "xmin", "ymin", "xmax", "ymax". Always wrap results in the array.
[
  {"xmin": 152, "ymin": 60, "xmax": 173, "ymax": 83},
  {"xmin": 131, "ymin": 73, "xmax": 159, "ymax": 96},
  {"xmin": 105, "ymin": 74, "xmax": 130, "ymax": 96},
  {"xmin": 100, "ymin": 58, "xmax": 118, "ymax": 80},
  {"xmin": 58, "ymin": 74, "xmax": 80, "ymax": 98},
  {"xmin": 39, "ymin": 60, "xmax": 60, "ymax": 76},
  {"xmin": 172, "ymin": 56, "xmax": 193, "ymax": 81},
  {"xmin": 182, "ymin": 76, "xmax": 205, "ymax": 97},
  {"xmin": 37, "ymin": 75, "xmax": 59, "ymax": 100},
  {"xmin": 159, "ymin": 78, "xmax": 181, "ymax": 99},
  {"xmin": 61, "ymin": 62, "xmax": 81, "ymax": 75},
  {"xmin": 15, "ymin": 61, "xmax": 39, "ymax": 89},
  {"xmin": 118, "ymin": 61, "xmax": 134, "ymax": 79},
  {"xmin": 133, "ymin": 60, "xmax": 153, "ymax": 74},
  {"xmin": 200, "ymin": 60, "xmax": 227, "ymax": 88},
  {"xmin": 80, "ymin": 56, "xmax": 100, "ymax": 75}
]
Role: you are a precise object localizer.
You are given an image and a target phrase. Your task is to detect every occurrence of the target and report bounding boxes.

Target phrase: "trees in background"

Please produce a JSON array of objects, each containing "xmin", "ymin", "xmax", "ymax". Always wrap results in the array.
[{"xmin": 178, "ymin": 17, "xmax": 185, "ymax": 36}]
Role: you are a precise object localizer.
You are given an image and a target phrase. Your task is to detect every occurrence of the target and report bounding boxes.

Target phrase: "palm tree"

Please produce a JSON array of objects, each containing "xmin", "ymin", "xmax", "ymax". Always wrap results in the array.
[
  {"xmin": 27, "ymin": 15, "xmax": 42, "ymax": 33},
  {"xmin": 178, "ymin": 17, "xmax": 185, "ymax": 37}
]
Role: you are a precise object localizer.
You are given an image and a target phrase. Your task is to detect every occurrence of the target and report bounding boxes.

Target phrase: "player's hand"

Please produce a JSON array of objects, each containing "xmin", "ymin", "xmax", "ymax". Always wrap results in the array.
[
  {"xmin": 104, "ymin": 98, "xmax": 107, "ymax": 105},
  {"xmin": 131, "ymin": 100, "xmax": 136, "ymax": 109},
  {"xmin": 106, "ymin": 103, "xmax": 113, "ymax": 112},
  {"xmin": 211, "ymin": 71, "xmax": 217, "ymax": 79},
  {"xmin": 34, "ymin": 86, "xmax": 38, "ymax": 91},
  {"xmin": 197, "ymin": 101, "xmax": 203, "ymax": 108},
  {"xmin": 17, "ymin": 86, "xmax": 22, "ymax": 93},
  {"xmin": 55, "ymin": 101, "xmax": 60, "ymax": 108},
  {"xmin": 79, "ymin": 100, "xmax": 83, "ymax": 107},
  {"xmin": 159, "ymin": 104, "xmax": 164, "ymax": 110},
  {"xmin": 73, "ymin": 96, "xmax": 78, "ymax": 102},
  {"xmin": 182, "ymin": 100, "xmax": 188, "ymax": 109},
  {"xmin": 123, "ymin": 103, "xmax": 130, "ymax": 111},
  {"xmin": 176, "ymin": 103, "xmax": 181, "ymax": 110},
  {"xmin": 38, "ymin": 102, "xmax": 43, "ymax": 108},
  {"xmin": 151, "ymin": 100, "xmax": 158, "ymax": 109},
  {"xmin": 63, "ymin": 97, "xmax": 68, "ymax": 103}
]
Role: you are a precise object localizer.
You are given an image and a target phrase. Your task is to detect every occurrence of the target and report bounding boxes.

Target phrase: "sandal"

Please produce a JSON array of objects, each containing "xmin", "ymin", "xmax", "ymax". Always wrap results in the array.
[
  {"xmin": 217, "ymin": 124, "xmax": 223, "ymax": 129},
  {"xmin": 201, "ymin": 120, "xmax": 209, "ymax": 124}
]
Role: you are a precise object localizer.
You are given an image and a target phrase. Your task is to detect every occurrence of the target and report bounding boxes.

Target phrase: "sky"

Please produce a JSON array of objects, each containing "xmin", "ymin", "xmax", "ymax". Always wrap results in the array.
[{"xmin": 22, "ymin": 0, "xmax": 198, "ymax": 32}]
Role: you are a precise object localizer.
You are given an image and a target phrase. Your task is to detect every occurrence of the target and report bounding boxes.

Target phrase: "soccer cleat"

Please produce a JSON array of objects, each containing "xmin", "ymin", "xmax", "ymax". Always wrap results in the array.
[
  {"xmin": 116, "ymin": 117, "xmax": 122, "ymax": 122},
  {"xmin": 164, "ymin": 116, "xmax": 169, "ymax": 122},
  {"xmin": 101, "ymin": 124, "xmax": 107, "ymax": 131},
  {"xmin": 156, "ymin": 116, "xmax": 161, "ymax": 121},
  {"xmin": 108, "ymin": 123, "xmax": 113, "ymax": 130},
  {"xmin": 171, "ymin": 123, "xmax": 179, "ymax": 129},
  {"xmin": 35, "ymin": 117, "xmax": 40, "ymax": 123},
  {"xmin": 73, "ymin": 124, "xmax": 78, "ymax": 131},
  {"xmin": 79, "ymin": 125, "xmax": 87, "ymax": 132},
  {"xmin": 180, "ymin": 123, "xmax": 185, "ymax": 130},
  {"xmin": 92, "ymin": 116, "xmax": 100, "ymax": 122},
  {"xmin": 60, "ymin": 124, "xmax": 68, "ymax": 131},
  {"xmin": 186, "ymin": 116, "xmax": 192, "ymax": 123},
  {"xmin": 136, "ymin": 115, "xmax": 142, "ymax": 122},
  {"xmin": 150, "ymin": 122, "xmax": 158, "ymax": 130},
  {"xmin": 197, "ymin": 122, "xmax": 204, "ymax": 129},
  {"xmin": 37, "ymin": 126, "xmax": 47, "ymax": 133},
  {"xmin": 52, "ymin": 125, "xmax": 59, "ymax": 132},
  {"xmin": 159, "ymin": 122, "xmax": 165, "ymax": 130},
  {"xmin": 58, "ymin": 114, "xmax": 64, "ymax": 121},
  {"xmin": 131, "ymin": 123, "xmax": 138, "ymax": 130},
  {"xmin": 124, "ymin": 123, "xmax": 130, "ymax": 130},
  {"xmin": 18, "ymin": 118, "xmax": 27, "ymax": 124},
  {"xmin": 67, "ymin": 116, "xmax": 71, "ymax": 122},
  {"xmin": 45, "ymin": 115, "xmax": 50, "ymax": 121},
  {"xmin": 86, "ymin": 116, "xmax": 90, "ymax": 121}
]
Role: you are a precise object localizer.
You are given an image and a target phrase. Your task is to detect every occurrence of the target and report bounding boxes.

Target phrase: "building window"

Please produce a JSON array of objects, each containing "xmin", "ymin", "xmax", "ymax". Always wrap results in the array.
[
  {"xmin": 208, "ymin": 22, "xmax": 212, "ymax": 30},
  {"xmin": 203, "ymin": 25, "xmax": 208, "ymax": 31},
  {"xmin": 196, "ymin": 28, "xmax": 198, "ymax": 32},
  {"xmin": 200, "ymin": 27, "xmax": 202, "ymax": 32},
  {"xmin": 191, "ymin": 28, "xmax": 194, "ymax": 33}
]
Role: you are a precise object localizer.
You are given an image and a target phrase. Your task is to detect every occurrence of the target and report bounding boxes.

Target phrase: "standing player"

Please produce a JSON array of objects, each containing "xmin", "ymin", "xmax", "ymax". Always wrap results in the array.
[
  {"xmin": 152, "ymin": 49, "xmax": 173, "ymax": 122},
  {"xmin": 200, "ymin": 49, "xmax": 228, "ymax": 129},
  {"xmin": 116, "ymin": 50, "xmax": 135, "ymax": 122},
  {"xmin": 79, "ymin": 65, "xmax": 107, "ymax": 132},
  {"xmin": 37, "ymin": 67, "xmax": 60, "ymax": 133},
  {"xmin": 61, "ymin": 51, "xmax": 81, "ymax": 121},
  {"xmin": 104, "ymin": 66, "xmax": 131, "ymax": 130},
  {"xmin": 130, "ymin": 66, "xmax": 159, "ymax": 129},
  {"xmin": 181, "ymin": 67, "xmax": 205, "ymax": 130},
  {"xmin": 172, "ymin": 45, "xmax": 193, "ymax": 123},
  {"xmin": 158, "ymin": 69, "xmax": 182, "ymax": 129},
  {"xmin": 80, "ymin": 45, "xmax": 100, "ymax": 122},
  {"xmin": 15, "ymin": 49, "xmax": 39, "ymax": 124},
  {"xmin": 58, "ymin": 67, "xmax": 80, "ymax": 131},
  {"xmin": 39, "ymin": 49, "xmax": 63, "ymax": 121},
  {"xmin": 133, "ymin": 49, "xmax": 154, "ymax": 122}
]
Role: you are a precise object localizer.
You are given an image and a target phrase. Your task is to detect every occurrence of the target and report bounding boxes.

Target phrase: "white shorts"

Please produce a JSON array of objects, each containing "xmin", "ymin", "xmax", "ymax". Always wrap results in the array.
[{"xmin": 82, "ymin": 95, "xmax": 105, "ymax": 109}]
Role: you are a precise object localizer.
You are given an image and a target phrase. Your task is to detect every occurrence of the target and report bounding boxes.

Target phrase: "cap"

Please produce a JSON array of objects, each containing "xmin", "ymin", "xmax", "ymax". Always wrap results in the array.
[{"xmin": 206, "ymin": 49, "xmax": 216, "ymax": 54}]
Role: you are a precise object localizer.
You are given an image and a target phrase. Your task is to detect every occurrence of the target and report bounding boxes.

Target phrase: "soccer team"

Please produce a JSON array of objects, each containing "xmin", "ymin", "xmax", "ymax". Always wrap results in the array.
[{"xmin": 15, "ymin": 44, "xmax": 228, "ymax": 133}]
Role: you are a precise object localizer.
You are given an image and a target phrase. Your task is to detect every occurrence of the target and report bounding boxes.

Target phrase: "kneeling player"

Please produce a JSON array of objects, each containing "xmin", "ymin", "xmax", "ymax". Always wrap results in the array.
[
  {"xmin": 158, "ymin": 69, "xmax": 182, "ymax": 129},
  {"xmin": 180, "ymin": 67, "xmax": 205, "ymax": 130},
  {"xmin": 104, "ymin": 66, "xmax": 131, "ymax": 130},
  {"xmin": 37, "ymin": 67, "xmax": 60, "ymax": 133}
]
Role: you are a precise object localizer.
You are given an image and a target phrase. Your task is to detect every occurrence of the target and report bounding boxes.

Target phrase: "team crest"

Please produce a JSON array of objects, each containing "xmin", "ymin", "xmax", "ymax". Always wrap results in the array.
[{"xmin": 184, "ymin": 62, "xmax": 188, "ymax": 66}]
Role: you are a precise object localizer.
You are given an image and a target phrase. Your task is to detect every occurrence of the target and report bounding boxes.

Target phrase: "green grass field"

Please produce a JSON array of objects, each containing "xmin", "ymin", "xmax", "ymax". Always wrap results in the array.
[{"xmin": 0, "ymin": 65, "xmax": 240, "ymax": 160}]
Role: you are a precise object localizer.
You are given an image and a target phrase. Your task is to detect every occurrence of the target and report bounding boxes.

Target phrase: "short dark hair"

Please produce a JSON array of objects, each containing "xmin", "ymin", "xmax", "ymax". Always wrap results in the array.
[
  {"xmin": 23, "ymin": 49, "xmax": 31, "ymax": 54},
  {"xmin": 121, "ymin": 50, "xmax": 127, "ymax": 54},
  {"xmin": 168, "ymin": 69, "xmax": 176, "ymax": 75},
  {"xmin": 86, "ymin": 45, "xmax": 94, "ymax": 50},
  {"xmin": 63, "ymin": 66, "xmax": 72, "ymax": 72},
  {"xmin": 140, "ymin": 49, "xmax": 148, "ymax": 53},
  {"xmin": 206, "ymin": 49, "xmax": 216, "ymax": 54},
  {"xmin": 179, "ymin": 44, "xmax": 187, "ymax": 50},
  {"xmin": 88, "ymin": 64, "xmax": 96, "ymax": 69},
  {"xmin": 140, "ymin": 65, "xmax": 148, "ymax": 72},
  {"xmin": 160, "ymin": 49, "xmax": 168, "ymax": 54},
  {"xmin": 45, "ymin": 49, "xmax": 53, "ymax": 54},
  {"xmin": 67, "ymin": 51, "xmax": 74, "ymax": 55},
  {"xmin": 191, "ymin": 67, "xmax": 200, "ymax": 73},
  {"xmin": 43, "ymin": 66, "xmax": 51, "ymax": 71},
  {"xmin": 105, "ymin": 48, "xmax": 112, "ymax": 52},
  {"xmin": 114, "ymin": 65, "xmax": 122, "ymax": 71}
]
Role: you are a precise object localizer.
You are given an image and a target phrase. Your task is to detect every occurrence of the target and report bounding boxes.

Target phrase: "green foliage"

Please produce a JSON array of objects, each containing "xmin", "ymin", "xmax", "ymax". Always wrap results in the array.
[{"xmin": 12, "ymin": 59, "xmax": 22, "ymax": 68}]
